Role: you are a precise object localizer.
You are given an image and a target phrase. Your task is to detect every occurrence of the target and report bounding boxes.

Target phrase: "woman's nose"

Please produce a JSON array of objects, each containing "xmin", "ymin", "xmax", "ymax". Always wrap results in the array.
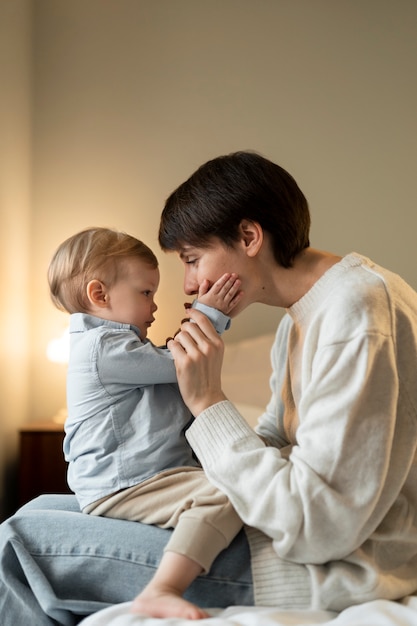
[{"xmin": 183, "ymin": 274, "xmax": 198, "ymax": 296}]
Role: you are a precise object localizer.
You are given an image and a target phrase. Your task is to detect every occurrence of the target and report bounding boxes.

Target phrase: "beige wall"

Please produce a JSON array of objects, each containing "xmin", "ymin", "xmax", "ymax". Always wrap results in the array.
[
  {"xmin": 0, "ymin": 0, "xmax": 32, "ymax": 518},
  {"xmin": 1, "ymin": 0, "xmax": 416, "ymax": 517}
]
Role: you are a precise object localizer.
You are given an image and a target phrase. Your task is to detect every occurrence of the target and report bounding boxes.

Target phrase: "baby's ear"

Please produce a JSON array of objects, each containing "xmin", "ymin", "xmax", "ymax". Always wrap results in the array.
[{"xmin": 86, "ymin": 279, "xmax": 108, "ymax": 308}]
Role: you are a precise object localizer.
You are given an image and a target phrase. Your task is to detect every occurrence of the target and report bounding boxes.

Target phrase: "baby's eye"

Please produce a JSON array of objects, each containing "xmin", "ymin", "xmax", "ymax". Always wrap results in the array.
[
  {"xmin": 142, "ymin": 291, "xmax": 152, "ymax": 296},
  {"xmin": 185, "ymin": 258, "xmax": 197, "ymax": 265}
]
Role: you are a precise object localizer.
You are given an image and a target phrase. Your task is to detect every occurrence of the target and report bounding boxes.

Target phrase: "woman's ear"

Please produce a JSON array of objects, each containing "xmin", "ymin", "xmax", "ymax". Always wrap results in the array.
[
  {"xmin": 86, "ymin": 279, "xmax": 108, "ymax": 308},
  {"xmin": 238, "ymin": 219, "xmax": 263, "ymax": 257}
]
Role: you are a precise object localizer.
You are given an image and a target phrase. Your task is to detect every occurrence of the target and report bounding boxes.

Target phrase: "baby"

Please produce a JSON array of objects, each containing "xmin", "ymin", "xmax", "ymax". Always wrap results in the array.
[{"xmin": 47, "ymin": 226, "xmax": 243, "ymax": 619}]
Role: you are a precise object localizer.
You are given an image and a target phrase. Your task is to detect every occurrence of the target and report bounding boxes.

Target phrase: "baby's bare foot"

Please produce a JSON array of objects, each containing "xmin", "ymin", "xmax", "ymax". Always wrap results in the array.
[{"xmin": 131, "ymin": 586, "xmax": 209, "ymax": 620}]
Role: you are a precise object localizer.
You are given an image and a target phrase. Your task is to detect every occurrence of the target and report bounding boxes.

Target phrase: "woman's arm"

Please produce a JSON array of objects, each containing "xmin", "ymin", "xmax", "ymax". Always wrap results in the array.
[
  {"xmin": 169, "ymin": 308, "xmax": 410, "ymax": 566},
  {"xmin": 186, "ymin": 332, "xmax": 405, "ymax": 565}
]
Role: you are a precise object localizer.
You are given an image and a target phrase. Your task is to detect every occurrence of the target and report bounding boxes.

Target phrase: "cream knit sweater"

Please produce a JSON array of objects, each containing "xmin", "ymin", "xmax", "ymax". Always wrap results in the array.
[{"xmin": 187, "ymin": 253, "xmax": 417, "ymax": 611}]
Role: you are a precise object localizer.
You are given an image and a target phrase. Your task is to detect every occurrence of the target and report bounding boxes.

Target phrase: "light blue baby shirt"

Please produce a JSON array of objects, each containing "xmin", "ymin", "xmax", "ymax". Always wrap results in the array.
[{"xmin": 65, "ymin": 303, "xmax": 230, "ymax": 509}]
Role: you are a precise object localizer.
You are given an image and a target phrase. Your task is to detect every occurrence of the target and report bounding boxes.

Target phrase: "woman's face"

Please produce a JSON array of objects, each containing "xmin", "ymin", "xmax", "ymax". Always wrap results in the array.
[{"xmin": 177, "ymin": 238, "xmax": 250, "ymax": 317}]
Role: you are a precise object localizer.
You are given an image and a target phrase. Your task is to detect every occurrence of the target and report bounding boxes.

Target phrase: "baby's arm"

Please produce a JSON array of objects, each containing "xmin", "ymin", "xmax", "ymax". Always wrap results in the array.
[
  {"xmin": 197, "ymin": 273, "xmax": 242, "ymax": 316},
  {"xmin": 167, "ymin": 274, "xmax": 241, "ymax": 340}
]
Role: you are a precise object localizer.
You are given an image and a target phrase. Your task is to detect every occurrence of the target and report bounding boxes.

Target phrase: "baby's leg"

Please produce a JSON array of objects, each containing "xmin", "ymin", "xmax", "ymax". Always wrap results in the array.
[
  {"xmin": 91, "ymin": 469, "xmax": 242, "ymax": 619},
  {"xmin": 131, "ymin": 551, "xmax": 209, "ymax": 619}
]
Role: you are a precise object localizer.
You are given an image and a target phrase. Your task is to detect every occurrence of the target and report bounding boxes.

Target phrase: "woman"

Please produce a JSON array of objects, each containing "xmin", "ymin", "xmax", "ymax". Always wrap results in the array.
[{"xmin": 160, "ymin": 150, "xmax": 417, "ymax": 610}]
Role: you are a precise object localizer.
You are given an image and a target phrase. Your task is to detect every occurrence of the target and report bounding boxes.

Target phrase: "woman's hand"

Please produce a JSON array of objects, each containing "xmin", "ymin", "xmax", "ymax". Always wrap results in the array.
[{"xmin": 167, "ymin": 308, "xmax": 227, "ymax": 416}]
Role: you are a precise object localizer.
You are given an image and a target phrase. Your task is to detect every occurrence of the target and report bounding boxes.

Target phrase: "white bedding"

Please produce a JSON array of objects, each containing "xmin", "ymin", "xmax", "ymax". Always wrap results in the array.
[
  {"xmin": 80, "ymin": 334, "xmax": 417, "ymax": 626},
  {"xmin": 81, "ymin": 597, "xmax": 417, "ymax": 626}
]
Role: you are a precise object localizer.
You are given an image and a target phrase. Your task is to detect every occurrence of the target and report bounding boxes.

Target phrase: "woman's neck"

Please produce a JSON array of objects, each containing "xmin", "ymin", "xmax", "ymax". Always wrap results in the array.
[{"xmin": 255, "ymin": 248, "xmax": 342, "ymax": 309}]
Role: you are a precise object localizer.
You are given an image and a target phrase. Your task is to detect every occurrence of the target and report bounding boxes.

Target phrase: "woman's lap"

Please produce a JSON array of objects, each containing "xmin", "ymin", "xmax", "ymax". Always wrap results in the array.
[{"xmin": 0, "ymin": 494, "xmax": 253, "ymax": 626}]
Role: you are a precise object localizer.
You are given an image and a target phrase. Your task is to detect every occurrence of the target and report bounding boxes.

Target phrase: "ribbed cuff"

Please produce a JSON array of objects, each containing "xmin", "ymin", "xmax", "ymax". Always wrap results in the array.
[
  {"xmin": 245, "ymin": 526, "xmax": 312, "ymax": 608},
  {"xmin": 165, "ymin": 516, "xmax": 236, "ymax": 573},
  {"xmin": 186, "ymin": 401, "xmax": 260, "ymax": 467}
]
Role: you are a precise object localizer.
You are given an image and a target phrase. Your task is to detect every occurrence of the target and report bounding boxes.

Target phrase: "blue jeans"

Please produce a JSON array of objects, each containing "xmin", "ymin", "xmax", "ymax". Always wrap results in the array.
[{"xmin": 0, "ymin": 494, "xmax": 253, "ymax": 626}]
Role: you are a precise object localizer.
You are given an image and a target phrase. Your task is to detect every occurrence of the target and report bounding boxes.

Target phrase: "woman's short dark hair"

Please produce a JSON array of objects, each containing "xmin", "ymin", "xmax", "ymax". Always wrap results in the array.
[{"xmin": 159, "ymin": 151, "xmax": 310, "ymax": 268}]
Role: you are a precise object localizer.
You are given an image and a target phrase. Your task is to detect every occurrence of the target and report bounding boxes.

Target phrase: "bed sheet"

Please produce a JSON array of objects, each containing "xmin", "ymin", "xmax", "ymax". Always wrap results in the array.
[{"xmin": 81, "ymin": 596, "xmax": 417, "ymax": 626}]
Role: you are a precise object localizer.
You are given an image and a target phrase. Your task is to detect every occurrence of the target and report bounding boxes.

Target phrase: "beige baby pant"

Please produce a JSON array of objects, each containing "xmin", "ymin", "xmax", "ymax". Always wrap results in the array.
[{"xmin": 84, "ymin": 466, "xmax": 242, "ymax": 573}]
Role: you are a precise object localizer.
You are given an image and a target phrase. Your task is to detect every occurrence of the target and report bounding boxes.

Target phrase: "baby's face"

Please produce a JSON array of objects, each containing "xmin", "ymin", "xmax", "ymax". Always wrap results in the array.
[{"xmin": 106, "ymin": 258, "xmax": 160, "ymax": 339}]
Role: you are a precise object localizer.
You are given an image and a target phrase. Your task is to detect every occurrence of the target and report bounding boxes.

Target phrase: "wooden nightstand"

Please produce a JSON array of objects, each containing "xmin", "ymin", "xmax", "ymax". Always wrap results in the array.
[{"xmin": 19, "ymin": 420, "xmax": 71, "ymax": 506}]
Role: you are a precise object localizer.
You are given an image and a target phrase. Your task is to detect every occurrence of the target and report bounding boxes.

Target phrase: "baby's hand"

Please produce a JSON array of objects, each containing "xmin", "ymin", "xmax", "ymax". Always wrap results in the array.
[{"xmin": 197, "ymin": 273, "xmax": 242, "ymax": 315}]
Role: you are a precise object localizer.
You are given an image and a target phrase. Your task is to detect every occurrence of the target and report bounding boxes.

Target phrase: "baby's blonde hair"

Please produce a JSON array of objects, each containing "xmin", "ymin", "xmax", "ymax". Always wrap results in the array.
[{"xmin": 48, "ymin": 227, "xmax": 158, "ymax": 314}]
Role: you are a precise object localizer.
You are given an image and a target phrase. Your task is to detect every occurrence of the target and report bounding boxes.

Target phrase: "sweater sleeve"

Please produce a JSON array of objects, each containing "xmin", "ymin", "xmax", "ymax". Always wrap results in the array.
[{"xmin": 186, "ymin": 329, "xmax": 410, "ymax": 565}]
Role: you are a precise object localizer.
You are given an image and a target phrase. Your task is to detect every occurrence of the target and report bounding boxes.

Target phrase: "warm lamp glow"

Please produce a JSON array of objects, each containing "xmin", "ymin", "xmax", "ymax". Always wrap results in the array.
[
  {"xmin": 46, "ymin": 327, "xmax": 70, "ymax": 364},
  {"xmin": 46, "ymin": 327, "xmax": 70, "ymax": 424}
]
